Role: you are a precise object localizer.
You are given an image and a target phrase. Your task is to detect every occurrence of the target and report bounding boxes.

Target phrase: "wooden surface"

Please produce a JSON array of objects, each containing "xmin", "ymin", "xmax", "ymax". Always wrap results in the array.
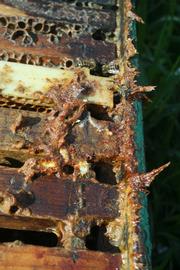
[
  {"xmin": 0, "ymin": 107, "xmax": 46, "ymax": 164},
  {"xmin": 0, "ymin": 0, "xmax": 123, "ymax": 73},
  {"xmin": 0, "ymin": 166, "xmax": 119, "ymax": 223},
  {"xmin": 0, "ymin": 31, "xmax": 116, "ymax": 65},
  {"xmin": 0, "ymin": 0, "xmax": 146, "ymax": 269},
  {"xmin": 0, "ymin": 214, "xmax": 56, "ymax": 232},
  {"xmin": 0, "ymin": 0, "xmax": 116, "ymax": 30},
  {"xmin": 0, "ymin": 245, "xmax": 121, "ymax": 270},
  {"xmin": 0, "ymin": 1, "xmax": 117, "ymax": 66},
  {"xmin": 0, "ymin": 106, "xmax": 119, "ymax": 164}
]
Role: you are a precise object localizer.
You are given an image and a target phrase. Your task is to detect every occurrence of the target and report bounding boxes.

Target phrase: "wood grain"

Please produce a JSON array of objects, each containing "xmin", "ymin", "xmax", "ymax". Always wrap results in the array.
[
  {"xmin": 0, "ymin": 107, "xmax": 46, "ymax": 164},
  {"xmin": 0, "ymin": 245, "xmax": 121, "ymax": 270},
  {"xmin": 0, "ymin": 107, "xmax": 118, "ymax": 165},
  {"xmin": 0, "ymin": 166, "xmax": 119, "ymax": 223},
  {"xmin": 0, "ymin": 32, "xmax": 116, "ymax": 65},
  {"xmin": 0, "ymin": 1, "xmax": 116, "ymax": 31}
]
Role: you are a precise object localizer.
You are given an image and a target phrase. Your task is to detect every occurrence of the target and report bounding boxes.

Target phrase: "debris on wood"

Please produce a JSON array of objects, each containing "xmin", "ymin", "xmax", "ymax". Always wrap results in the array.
[{"xmin": 0, "ymin": 0, "xmax": 169, "ymax": 269}]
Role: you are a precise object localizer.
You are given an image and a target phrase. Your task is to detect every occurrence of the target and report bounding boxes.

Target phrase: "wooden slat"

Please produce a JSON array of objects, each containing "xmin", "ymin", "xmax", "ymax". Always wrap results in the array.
[
  {"xmin": 0, "ymin": 0, "xmax": 120, "ymax": 68},
  {"xmin": 0, "ymin": 166, "xmax": 119, "ymax": 222},
  {"xmin": 0, "ymin": 62, "xmax": 113, "ymax": 108},
  {"xmin": 0, "ymin": 30, "xmax": 116, "ymax": 65},
  {"xmin": 0, "ymin": 107, "xmax": 46, "ymax": 164},
  {"xmin": 0, "ymin": 107, "xmax": 119, "ymax": 164},
  {"xmin": 0, "ymin": 214, "xmax": 56, "ymax": 232},
  {"xmin": 0, "ymin": 1, "xmax": 116, "ymax": 31},
  {"xmin": 0, "ymin": 245, "xmax": 121, "ymax": 270},
  {"xmin": 27, "ymin": 0, "xmax": 117, "ymax": 6}
]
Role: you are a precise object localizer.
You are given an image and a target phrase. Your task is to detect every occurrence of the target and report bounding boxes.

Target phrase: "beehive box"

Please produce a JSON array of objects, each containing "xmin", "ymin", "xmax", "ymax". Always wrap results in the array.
[{"xmin": 0, "ymin": 1, "xmax": 168, "ymax": 269}]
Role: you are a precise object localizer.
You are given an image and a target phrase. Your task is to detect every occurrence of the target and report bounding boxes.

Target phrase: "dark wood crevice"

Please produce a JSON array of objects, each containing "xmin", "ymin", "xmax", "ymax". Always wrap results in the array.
[{"xmin": 0, "ymin": 228, "xmax": 58, "ymax": 247}]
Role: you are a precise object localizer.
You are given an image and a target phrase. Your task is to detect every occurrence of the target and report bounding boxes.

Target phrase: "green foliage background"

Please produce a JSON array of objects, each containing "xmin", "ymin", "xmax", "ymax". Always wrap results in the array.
[{"xmin": 136, "ymin": 0, "xmax": 180, "ymax": 269}]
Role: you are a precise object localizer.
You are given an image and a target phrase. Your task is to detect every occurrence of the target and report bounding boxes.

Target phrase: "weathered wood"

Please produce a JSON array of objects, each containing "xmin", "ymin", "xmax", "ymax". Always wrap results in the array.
[
  {"xmin": 0, "ymin": 106, "xmax": 119, "ymax": 165},
  {"xmin": 0, "ymin": 1, "xmax": 116, "ymax": 31},
  {"xmin": 0, "ymin": 0, "xmax": 153, "ymax": 268},
  {"xmin": 0, "ymin": 61, "xmax": 113, "ymax": 107},
  {"xmin": 0, "ymin": 245, "xmax": 121, "ymax": 270},
  {"xmin": 0, "ymin": 6, "xmax": 117, "ymax": 66},
  {"xmin": 0, "ymin": 1, "xmax": 120, "ymax": 71},
  {"xmin": 0, "ymin": 107, "xmax": 46, "ymax": 164},
  {"xmin": 0, "ymin": 214, "xmax": 56, "ymax": 232},
  {"xmin": 0, "ymin": 32, "xmax": 117, "ymax": 65},
  {"xmin": 0, "ymin": 166, "xmax": 119, "ymax": 222}
]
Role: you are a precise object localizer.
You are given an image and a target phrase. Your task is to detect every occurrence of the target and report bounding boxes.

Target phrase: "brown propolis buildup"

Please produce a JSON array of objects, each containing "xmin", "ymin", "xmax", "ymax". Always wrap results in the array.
[{"xmin": 0, "ymin": 1, "xmax": 169, "ymax": 269}]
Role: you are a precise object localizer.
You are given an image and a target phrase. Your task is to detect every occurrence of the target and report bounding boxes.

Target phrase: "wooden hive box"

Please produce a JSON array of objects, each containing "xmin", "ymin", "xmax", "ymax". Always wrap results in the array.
[{"xmin": 0, "ymin": 0, "xmax": 168, "ymax": 269}]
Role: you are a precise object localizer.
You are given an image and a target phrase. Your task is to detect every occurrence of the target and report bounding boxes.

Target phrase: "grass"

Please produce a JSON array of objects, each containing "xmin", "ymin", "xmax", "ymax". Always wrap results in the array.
[{"xmin": 136, "ymin": 0, "xmax": 180, "ymax": 269}]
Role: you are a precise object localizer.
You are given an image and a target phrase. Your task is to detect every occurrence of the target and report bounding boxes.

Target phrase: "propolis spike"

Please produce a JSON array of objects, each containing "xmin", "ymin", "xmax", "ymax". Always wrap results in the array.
[
  {"xmin": 130, "ymin": 85, "xmax": 156, "ymax": 96},
  {"xmin": 130, "ymin": 162, "xmax": 170, "ymax": 191},
  {"xmin": 142, "ymin": 162, "xmax": 170, "ymax": 187}
]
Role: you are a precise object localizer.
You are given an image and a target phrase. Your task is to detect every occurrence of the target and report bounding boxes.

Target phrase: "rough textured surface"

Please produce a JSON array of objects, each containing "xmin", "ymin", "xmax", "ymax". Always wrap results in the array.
[
  {"xmin": 0, "ymin": 245, "xmax": 122, "ymax": 270},
  {"xmin": 0, "ymin": 166, "xmax": 119, "ymax": 220},
  {"xmin": 0, "ymin": 107, "xmax": 46, "ymax": 163},
  {"xmin": 0, "ymin": 0, "xmax": 168, "ymax": 269},
  {"xmin": 0, "ymin": 1, "xmax": 118, "ymax": 71}
]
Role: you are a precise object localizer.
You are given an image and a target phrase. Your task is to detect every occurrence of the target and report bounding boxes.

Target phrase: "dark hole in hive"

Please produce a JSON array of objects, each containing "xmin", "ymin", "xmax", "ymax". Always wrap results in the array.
[
  {"xmin": 43, "ymin": 24, "xmax": 49, "ymax": 32},
  {"xmin": 62, "ymin": 165, "xmax": 74, "ymax": 175},
  {"xmin": 5, "ymin": 157, "xmax": 24, "ymax": 168},
  {"xmin": 75, "ymin": 24, "xmax": 81, "ymax": 31},
  {"xmin": 66, "ymin": 60, "xmax": 73, "ymax": 67},
  {"xmin": 18, "ymin": 21, "xmax": 26, "ymax": 29},
  {"xmin": 90, "ymin": 63, "xmax": 104, "ymax": 76},
  {"xmin": 0, "ymin": 52, "xmax": 7, "ymax": 61},
  {"xmin": 11, "ymin": 30, "xmax": 25, "ymax": 41},
  {"xmin": 46, "ymin": 109, "xmax": 52, "ymax": 114},
  {"xmin": 113, "ymin": 91, "xmax": 121, "ymax": 106},
  {"xmin": 28, "ymin": 32, "xmax": 38, "ymax": 43},
  {"xmin": 76, "ymin": 2, "xmax": 83, "ymax": 8},
  {"xmin": 65, "ymin": 132, "xmax": 76, "ymax": 144},
  {"xmin": 21, "ymin": 54, "xmax": 28, "ymax": 64},
  {"xmin": 38, "ymin": 107, "xmax": 46, "ymax": 113},
  {"xmin": 9, "ymin": 205, "xmax": 19, "ymax": 214},
  {"xmin": 28, "ymin": 59, "xmax": 35, "ymax": 65},
  {"xmin": 85, "ymin": 224, "xmax": 120, "ymax": 253},
  {"xmin": 15, "ymin": 191, "xmax": 35, "ymax": 208},
  {"xmin": 54, "ymin": 111, "xmax": 60, "ymax": 117},
  {"xmin": 8, "ymin": 58, "xmax": 17, "ymax": 63},
  {"xmin": 102, "ymin": 5, "xmax": 118, "ymax": 11},
  {"xmin": 92, "ymin": 161, "xmax": 116, "ymax": 185},
  {"xmin": 49, "ymin": 34, "xmax": 56, "ymax": 43},
  {"xmin": 84, "ymin": 2, "xmax": 89, "ymax": 7},
  {"xmin": 50, "ymin": 25, "xmax": 57, "ymax": 35},
  {"xmin": 37, "ymin": 56, "xmax": 44, "ymax": 66},
  {"xmin": 92, "ymin": 29, "xmax": 106, "ymax": 41},
  {"xmin": 0, "ymin": 17, "xmax": 7, "ymax": 27},
  {"xmin": 20, "ymin": 116, "xmax": 41, "ymax": 128},
  {"xmin": 34, "ymin": 23, "xmax": 43, "ymax": 32},
  {"xmin": 87, "ymin": 104, "xmax": 112, "ymax": 121},
  {"xmin": 8, "ymin": 23, "xmax": 15, "ymax": 30},
  {"xmin": 27, "ymin": 18, "xmax": 33, "ymax": 26},
  {"xmin": 0, "ymin": 228, "xmax": 58, "ymax": 247},
  {"xmin": 109, "ymin": 32, "xmax": 116, "ymax": 39},
  {"xmin": 31, "ymin": 172, "xmax": 46, "ymax": 181}
]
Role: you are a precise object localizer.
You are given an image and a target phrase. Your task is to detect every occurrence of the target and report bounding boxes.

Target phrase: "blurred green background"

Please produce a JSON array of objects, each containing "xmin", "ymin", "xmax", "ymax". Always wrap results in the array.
[{"xmin": 136, "ymin": 0, "xmax": 180, "ymax": 269}]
